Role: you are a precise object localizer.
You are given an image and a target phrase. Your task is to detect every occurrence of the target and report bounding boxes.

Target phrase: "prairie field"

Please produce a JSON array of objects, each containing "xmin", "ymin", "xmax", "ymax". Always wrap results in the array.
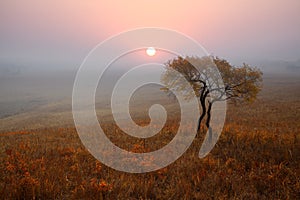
[{"xmin": 0, "ymin": 73, "xmax": 299, "ymax": 199}]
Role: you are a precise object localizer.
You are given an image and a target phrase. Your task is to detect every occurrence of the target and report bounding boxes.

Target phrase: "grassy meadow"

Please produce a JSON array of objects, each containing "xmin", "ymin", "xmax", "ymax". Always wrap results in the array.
[{"xmin": 0, "ymin": 74, "xmax": 299, "ymax": 199}]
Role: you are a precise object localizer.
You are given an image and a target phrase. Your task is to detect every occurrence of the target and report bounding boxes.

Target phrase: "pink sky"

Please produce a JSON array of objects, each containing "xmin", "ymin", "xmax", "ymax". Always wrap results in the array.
[{"xmin": 1, "ymin": 0, "xmax": 300, "ymax": 66}]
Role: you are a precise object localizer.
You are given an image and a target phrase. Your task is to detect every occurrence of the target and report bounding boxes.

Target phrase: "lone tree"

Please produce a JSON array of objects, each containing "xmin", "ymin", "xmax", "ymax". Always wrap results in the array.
[{"xmin": 161, "ymin": 56, "xmax": 263, "ymax": 141}]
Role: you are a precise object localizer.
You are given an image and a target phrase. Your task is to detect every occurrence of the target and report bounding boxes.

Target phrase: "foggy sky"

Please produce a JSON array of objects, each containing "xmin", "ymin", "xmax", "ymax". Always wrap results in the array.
[{"xmin": 1, "ymin": 0, "xmax": 300, "ymax": 68}]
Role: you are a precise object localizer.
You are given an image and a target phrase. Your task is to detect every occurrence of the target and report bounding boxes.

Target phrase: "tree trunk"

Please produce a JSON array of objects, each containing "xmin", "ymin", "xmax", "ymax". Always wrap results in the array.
[
  {"xmin": 197, "ymin": 97, "xmax": 206, "ymax": 132},
  {"xmin": 197, "ymin": 89, "xmax": 209, "ymax": 138},
  {"xmin": 206, "ymin": 101, "xmax": 213, "ymax": 143}
]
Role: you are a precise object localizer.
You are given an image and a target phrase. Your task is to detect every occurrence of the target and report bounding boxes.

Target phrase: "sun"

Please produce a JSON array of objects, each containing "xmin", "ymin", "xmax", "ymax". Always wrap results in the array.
[{"xmin": 146, "ymin": 47, "xmax": 156, "ymax": 56}]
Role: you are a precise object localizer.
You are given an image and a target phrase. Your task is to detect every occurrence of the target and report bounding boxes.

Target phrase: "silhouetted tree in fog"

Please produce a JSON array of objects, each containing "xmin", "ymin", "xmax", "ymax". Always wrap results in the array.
[{"xmin": 161, "ymin": 56, "xmax": 263, "ymax": 141}]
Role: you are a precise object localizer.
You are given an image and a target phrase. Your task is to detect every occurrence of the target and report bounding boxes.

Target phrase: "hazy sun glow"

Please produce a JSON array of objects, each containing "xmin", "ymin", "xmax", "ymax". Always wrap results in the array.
[
  {"xmin": 1, "ymin": 0, "xmax": 300, "ymax": 63},
  {"xmin": 146, "ymin": 47, "xmax": 156, "ymax": 56}
]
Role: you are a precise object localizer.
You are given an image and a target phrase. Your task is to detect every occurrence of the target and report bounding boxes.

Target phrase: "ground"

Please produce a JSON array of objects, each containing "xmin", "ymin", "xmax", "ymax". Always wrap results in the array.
[{"xmin": 0, "ymin": 74, "xmax": 299, "ymax": 199}]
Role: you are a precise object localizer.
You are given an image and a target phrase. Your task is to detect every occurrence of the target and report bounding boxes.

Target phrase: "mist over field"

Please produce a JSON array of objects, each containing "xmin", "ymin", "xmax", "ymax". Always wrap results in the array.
[{"xmin": 0, "ymin": 59, "xmax": 299, "ymax": 132}]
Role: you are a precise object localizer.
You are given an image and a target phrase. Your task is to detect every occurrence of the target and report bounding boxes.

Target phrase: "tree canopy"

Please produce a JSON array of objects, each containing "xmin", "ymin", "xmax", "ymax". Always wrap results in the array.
[{"xmin": 161, "ymin": 56, "xmax": 263, "ymax": 141}]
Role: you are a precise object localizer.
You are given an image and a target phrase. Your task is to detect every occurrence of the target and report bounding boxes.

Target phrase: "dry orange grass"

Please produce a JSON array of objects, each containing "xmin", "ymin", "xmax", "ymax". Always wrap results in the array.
[{"xmin": 0, "ymin": 75, "xmax": 299, "ymax": 199}]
